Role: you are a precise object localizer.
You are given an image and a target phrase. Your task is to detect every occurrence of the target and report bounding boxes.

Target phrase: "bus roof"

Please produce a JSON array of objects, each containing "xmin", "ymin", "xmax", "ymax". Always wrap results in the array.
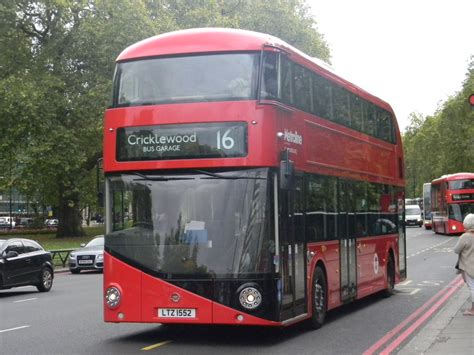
[
  {"xmin": 116, "ymin": 28, "xmax": 395, "ymax": 114},
  {"xmin": 432, "ymin": 172, "xmax": 474, "ymax": 184}
]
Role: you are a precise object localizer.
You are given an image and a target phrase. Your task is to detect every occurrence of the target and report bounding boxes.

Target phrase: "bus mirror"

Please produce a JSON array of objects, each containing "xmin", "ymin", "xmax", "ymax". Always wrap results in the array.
[{"xmin": 279, "ymin": 159, "xmax": 294, "ymax": 190}]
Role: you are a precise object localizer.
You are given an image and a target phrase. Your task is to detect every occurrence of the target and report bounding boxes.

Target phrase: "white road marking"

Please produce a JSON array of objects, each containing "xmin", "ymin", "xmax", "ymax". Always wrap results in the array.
[
  {"xmin": 406, "ymin": 238, "xmax": 454, "ymax": 259},
  {"xmin": 399, "ymin": 280, "xmax": 413, "ymax": 286},
  {"xmin": 0, "ymin": 325, "xmax": 30, "ymax": 333},
  {"xmin": 13, "ymin": 298, "xmax": 37, "ymax": 303}
]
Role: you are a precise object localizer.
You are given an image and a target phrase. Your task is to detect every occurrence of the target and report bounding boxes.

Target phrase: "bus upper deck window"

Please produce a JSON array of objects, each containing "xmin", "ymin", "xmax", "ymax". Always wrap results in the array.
[{"xmin": 261, "ymin": 52, "xmax": 279, "ymax": 100}]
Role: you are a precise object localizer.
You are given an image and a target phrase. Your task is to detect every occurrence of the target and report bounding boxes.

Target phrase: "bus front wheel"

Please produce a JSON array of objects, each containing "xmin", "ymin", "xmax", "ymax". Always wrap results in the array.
[{"xmin": 309, "ymin": 266, "xmax": 327, "ymax": 329}]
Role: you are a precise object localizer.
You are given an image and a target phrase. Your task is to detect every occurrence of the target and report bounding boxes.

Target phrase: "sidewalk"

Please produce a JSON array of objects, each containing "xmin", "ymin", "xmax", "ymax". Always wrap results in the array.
[{"xmin": 400, "ymin": 286, "xmax": 474, "ymax": 354}]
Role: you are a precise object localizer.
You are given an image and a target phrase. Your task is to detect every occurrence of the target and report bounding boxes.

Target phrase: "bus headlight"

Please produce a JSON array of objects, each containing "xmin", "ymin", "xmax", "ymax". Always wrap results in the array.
[
  {"xmin": 238, "ymin": 285, "xmax": 262, "ymax": 310},
  {"xmin": 452, "ymin": 225, "xmax": 457, "ymax": 231},
  {"xmin": 105, "ymin": 286, "xmax": 121, "ymax": 309}
]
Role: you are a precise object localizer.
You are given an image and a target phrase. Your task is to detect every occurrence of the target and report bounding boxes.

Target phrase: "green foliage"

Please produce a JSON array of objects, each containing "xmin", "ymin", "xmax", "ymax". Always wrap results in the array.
[
  {"xmin": 163, "ymin": 0, "xmax": 331, "ymax": 61},
  {"xmin": 0, "ymin": 0, "xmax": 330, "ymax": 236},
  {"xmin": 403, "ymin": 60, "xmax": 474, "ymax": 197}
]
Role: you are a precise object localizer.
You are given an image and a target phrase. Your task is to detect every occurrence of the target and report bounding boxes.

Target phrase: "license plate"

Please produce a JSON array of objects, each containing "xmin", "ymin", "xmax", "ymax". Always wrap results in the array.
[
  {"xmin": 78, "ymin": 260, "xmax": 93, "ymax": 264},
  {"xmin": 158, "ymin": 308, "xmax": 196, "ymax": 318}
]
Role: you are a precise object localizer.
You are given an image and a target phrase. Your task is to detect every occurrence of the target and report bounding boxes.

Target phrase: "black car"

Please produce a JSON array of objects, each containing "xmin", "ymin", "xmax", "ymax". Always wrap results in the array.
[{"xmin": 0, "ymin": 238, "xmax": 54, "ymax": 292}]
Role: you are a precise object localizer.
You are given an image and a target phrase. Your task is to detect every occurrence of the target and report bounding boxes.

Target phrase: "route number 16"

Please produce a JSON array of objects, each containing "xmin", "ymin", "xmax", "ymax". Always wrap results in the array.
[{"xmin": 216, "ymin": 129, "xmax": 235, "ymax": 150}]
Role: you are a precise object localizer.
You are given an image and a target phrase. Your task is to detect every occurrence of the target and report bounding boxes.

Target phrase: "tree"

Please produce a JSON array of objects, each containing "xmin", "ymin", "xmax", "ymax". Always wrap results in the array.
[
  {"xmin": 0, "ymin": 0, "xmax": 330, "ymax": 237},
  {"xmin": 0, "ymin": 0, "xmax": 173, "ymax": 236},
  {"xmin": 403, "ymin": 59, "xmax": 474, "ymax": 197},
  {"xmin": 163, "ymin": 0, "xmax": 331, "ymax": 61}
]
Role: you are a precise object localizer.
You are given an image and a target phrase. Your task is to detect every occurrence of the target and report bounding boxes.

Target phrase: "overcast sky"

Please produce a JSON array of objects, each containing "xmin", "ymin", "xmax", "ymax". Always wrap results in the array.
[{"xmin": 308, "ymin": 0, "xmax": 473, "ymax": 132}]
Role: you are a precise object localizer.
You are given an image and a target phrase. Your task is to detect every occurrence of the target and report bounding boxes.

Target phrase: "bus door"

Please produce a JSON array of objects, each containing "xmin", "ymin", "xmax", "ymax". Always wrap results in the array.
[
  {"xmin": 339, "ymin": 180, "xmax": 357, "ymax": 302},
  {"xmin": 279, "ymin": 176, "xmax": 307, "ymax": 321}
]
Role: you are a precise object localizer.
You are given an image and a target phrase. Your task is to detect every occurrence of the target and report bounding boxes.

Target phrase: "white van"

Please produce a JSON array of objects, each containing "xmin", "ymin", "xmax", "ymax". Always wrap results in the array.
[
  {"xmin": 405, "ymin": 205, "xmax": 423, "ymax": 227},
  {"xmin": 0, "ymin": 216, "xmax": 16, "ymax": 228}
]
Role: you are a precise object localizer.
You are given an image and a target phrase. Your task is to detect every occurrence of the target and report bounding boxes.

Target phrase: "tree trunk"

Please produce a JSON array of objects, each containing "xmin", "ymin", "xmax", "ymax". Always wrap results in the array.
[{"xmin": 56, "ymin": 191, "xmax": 84, "ymax": 237}]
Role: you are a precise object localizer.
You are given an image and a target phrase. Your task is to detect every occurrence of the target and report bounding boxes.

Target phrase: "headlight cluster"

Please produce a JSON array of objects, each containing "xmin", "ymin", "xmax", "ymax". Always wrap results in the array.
[
  {"xmin": 105, "ymin": 286, "xmax": 121, "ymax": 309},
  {"xmin": 238, "ymin": 286, "xmax": 262, "ymax": 310},
  {"xmin": 96, "ymin": 253, "xmax": 104, "ymax": 262}
]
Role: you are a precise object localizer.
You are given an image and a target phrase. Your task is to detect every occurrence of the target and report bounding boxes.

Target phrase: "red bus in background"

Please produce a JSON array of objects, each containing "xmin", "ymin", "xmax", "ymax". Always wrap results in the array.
[
  {"xmin": 103, "ymin": 28, "xmax": 406, "ymax": 329},
  {"xmin": 431, "ymin": 173, "xmax": 474, "ymax": 235}
]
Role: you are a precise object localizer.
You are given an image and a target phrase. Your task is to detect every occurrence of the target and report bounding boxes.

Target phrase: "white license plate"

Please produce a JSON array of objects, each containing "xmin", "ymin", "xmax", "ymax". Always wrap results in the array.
[
  {"xmin": 158, "ymin": 308, "xmax": 196, "ymax": 318},
  {"xmin": 78, "ymin": 260, "xmax": 93, "ymax": 265}
]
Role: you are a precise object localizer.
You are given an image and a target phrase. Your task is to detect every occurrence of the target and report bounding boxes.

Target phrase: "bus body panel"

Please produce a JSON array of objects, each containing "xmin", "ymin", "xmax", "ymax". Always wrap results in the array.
[
  {"xmin": 104, "ymin": 253, "xmax": 279, "ymax": 326},
  {"xmin": 104, "ymin": 102, "xmax": 278, "ymax": 173},
  {"xmin": 104, "ymin": 252, "xmax": 142, "ymax": 322},
  {"xmin": 104, "ymin": 103, "xmax": 402, "ymax": 188}
]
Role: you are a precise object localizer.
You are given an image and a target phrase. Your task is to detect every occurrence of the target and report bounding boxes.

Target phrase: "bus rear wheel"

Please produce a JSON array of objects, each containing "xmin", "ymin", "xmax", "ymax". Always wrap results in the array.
[
  {"xmin": 309, "ymin": 266, "xmax": 327, "ymax": 329},
  {"xmin": 382, "ymin": 255, "xmax": 395, "ymax": 297}
]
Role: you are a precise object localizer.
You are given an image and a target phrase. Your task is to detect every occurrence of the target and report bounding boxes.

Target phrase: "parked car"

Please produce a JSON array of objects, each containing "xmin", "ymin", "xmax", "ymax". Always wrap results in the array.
[
  {"xmin": 44, "ymin": 219, "xmax": 59, "ymax": 228},
  {"xmin": 68, "ymin": 236, "xmax": 104, "ymax": 274},
  {"xmin": 16, "ymin": 218, "xmax": 34, "ymax": 229},
  {"xmin": 0, "ymin": 238, "xmax": 54, "ymax": 292},
  {"xmin": 405, "ymin": 204, "xmax": 423, "ymax": 227},
  {"xmin": 0, "ymin": 216, "xmax": 16, "ymax": 228}
]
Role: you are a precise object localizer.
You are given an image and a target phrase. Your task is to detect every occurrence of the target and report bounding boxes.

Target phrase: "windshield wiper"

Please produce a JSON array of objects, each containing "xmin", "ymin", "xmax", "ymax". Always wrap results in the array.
[
  {"xmin": 132, "ymin": 172, "xmax": 194, "ymax": 181},
  {"xmin": 192, "ymin": 169, "xmax": 266, "ymax": 180}
]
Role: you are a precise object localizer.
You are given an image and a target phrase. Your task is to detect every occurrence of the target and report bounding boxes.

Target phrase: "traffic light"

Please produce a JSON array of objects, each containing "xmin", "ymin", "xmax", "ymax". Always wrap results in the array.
[{"xmin": 469, "ymin": 94, "xmax": 474, "ymax": 107}]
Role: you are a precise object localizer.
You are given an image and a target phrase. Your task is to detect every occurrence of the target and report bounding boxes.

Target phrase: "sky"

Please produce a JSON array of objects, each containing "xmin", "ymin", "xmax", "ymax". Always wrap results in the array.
[{"xmin": 308, "ymin": 0, "xmax": 473, "ymax": 132}]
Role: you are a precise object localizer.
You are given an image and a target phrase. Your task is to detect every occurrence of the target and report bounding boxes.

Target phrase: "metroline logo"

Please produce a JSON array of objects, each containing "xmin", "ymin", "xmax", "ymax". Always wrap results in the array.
[{"xmin": 284, "ymin": 129, "xmax": 303, "ymax": 145}]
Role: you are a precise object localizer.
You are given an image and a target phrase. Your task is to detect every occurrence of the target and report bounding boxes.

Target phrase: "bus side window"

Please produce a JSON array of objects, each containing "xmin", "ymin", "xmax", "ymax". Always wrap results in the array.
[
  {"xmin": 293, "ymin": 64, "xmax": 311, "ymax": 112},
  {"xmin": 261, "ymin": 52, "xmax": 279, "ymax": 100},
  {"xmin": 312, "ymin": 73, "xmax": 333, "ymax": 120},
  {"xmin": 333, "ymin": 86, "xmax": 350, "ymax": 127},
  {"xmin": 350, "ymin": 94, "xmax": 365, "ymax": 132},
  {"xmin": 280, "ymin": 56, "xmax": 293, "ymax": 105},
  {"xmin": 365, "ymin": 103, "xmax": 377, "ymax": 137},
  {"xmin": 377, "ymin": 109, "xmax": 393, "ymax": 143}
]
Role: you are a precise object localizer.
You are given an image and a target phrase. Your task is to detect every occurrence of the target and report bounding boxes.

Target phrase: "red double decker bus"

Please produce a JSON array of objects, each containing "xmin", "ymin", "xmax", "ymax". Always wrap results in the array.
[
  {"xmin": 431, "ymin": 173, "xmax": 474, "ymax": 235},
  {"xmin": 103, "ymin": 28, "xmax": 406, "ymax": 328}
]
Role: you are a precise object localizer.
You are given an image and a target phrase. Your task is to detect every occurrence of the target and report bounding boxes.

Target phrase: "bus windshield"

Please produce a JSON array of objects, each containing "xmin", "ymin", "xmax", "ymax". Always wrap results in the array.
[
  {"xmin": 115, "ymin": 53, "xmax": 259, "ymax": 106},
  {"xmin": 448, "ymin": 203, "xmax": 474, "ymax": 222},
  {"xmin": 449, "ymin": 179, "xmax": 474, "ymax": 190},
  {"xmin": 106, "ymin": 168, "xmax": 274, "ymax": 278}
]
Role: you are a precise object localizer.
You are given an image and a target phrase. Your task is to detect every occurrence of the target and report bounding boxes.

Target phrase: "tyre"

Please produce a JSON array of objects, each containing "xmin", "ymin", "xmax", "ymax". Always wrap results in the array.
[
  {"xmin": 382, "ymin": 255, "xmax": 395, "ymax": 298},
  {"xmin": 37, "ymin": 267, "xmax": 53, "ymax": 292},
  {"xmin": 309, "ymin": 266, "xmax": 327, "ymax": 329}
]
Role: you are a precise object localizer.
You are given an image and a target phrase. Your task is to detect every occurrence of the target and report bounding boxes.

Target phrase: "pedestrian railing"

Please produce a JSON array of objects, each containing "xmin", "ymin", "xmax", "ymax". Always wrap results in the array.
[{"xmin": 49, "ymin": 248, "xmax": 75, "ymax": 267}]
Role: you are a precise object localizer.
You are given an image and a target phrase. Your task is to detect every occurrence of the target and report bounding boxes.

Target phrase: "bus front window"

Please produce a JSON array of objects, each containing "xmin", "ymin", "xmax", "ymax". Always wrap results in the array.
[
  {"xmin": 106, "ymin": 169, "xmax": 274, "ymax": 278},
  {"xmin": 115, "ymin": 53, "xmax": 259, "ymax": 107},
  {"xmin": 448, "ymin": 203, "xmax": 474, "ymax": 222},
  {"xmin": 449, "ymin": 179, "xmax": 474, "ymax": 190}
]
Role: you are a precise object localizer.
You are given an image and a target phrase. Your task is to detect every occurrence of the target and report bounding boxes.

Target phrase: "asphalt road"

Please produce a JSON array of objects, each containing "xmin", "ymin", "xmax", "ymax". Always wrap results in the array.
[{"xmin": 0, "ymin": 227, "xmax": 460, "ymax": 354}]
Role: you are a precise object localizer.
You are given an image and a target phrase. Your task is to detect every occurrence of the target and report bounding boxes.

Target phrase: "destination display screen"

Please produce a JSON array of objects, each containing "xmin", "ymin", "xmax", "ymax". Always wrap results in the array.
[
  {"xmin": 116, "ymin": 122, "xmax": 247, "ymax": 161},
  {"xmin": 452, "ymin": 193, "xmax": 474, "ymax": 201}
]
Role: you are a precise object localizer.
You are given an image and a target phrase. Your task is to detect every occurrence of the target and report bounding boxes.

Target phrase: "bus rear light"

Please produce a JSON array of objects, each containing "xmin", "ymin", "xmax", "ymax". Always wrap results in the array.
[
  {"xmin": 238, "ymin": 285, "xmax": 262, "ymax": 310},
  {"xmin": 105, "ymin": 286, "xmax": 122, "ymax": 309}
]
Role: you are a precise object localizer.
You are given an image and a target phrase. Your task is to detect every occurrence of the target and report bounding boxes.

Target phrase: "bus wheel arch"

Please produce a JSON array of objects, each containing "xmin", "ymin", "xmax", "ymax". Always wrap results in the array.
[{"xmin": 309, "ymin": 262, "xmax": 328, "ymax": 329}]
